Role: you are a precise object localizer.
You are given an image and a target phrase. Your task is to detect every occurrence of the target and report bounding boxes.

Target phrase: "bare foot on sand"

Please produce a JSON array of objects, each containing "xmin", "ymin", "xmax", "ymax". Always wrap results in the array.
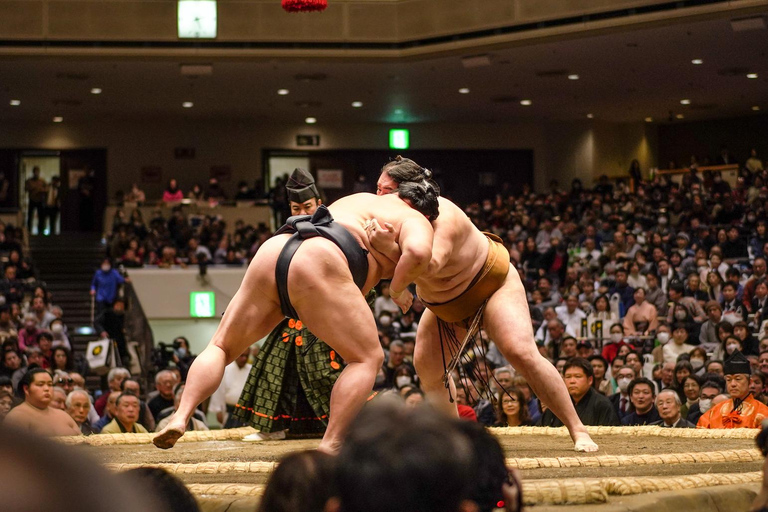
[
  {"xmin": 573, "ymin": 431, "xmax": 599, "ymax": 452},
  {"xmin": 153, "ymin": 422, "xmax": 185, "ymax": 450}
]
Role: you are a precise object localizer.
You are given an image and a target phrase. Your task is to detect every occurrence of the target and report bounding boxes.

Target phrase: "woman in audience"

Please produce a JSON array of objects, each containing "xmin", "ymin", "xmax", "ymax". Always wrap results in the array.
[
  {"xmin": 494, "ymin": 387, "xmax": 532, "ymax": 427},
  {"xmin": 587, "ymin": 294, "xmax": 618, "ymax": 342},
  {"xmin": 258, "ymin": 450, "xmax": 335, "ymax": 512},
  {"xmin": 689, "ymin": 347, "xmax": 708, "ymax": 375},
  {"xmin": 162, "ymin": 179, "xmax": 183, "ymax": 203},
  {"xmin": 680, "ymin": 375, "xmax": 701, "ymax": 419},
  {"xmin": 672, "ymin": 360, "xmax": 694, "ymax": 400},
  {"xmin": 51, "ymin": 346, "xmax": 74, "ymax": 373},
  {"xmin": 751, "ymin": 371, "xmax": 768, "ymax": 405},
  {"xmin": 623, "ymin": 287, "xmax": 658, "ymax": 336},
  {"xmin": 187, "ymin": 183, "xmax": 204, "ymax": 201},
  {"xmin": 511, "ymin": 375, "xmax": 540, "ymax": 425}
]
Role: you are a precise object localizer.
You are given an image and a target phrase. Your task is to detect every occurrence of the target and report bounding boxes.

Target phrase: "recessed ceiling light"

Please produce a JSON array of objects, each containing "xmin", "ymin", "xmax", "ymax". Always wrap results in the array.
[
  {"xmin": 520, "ymin": 99, "xmax": 532, "ymax": 106},
  {"xmin": 305, "ymin": 117, "xmax": 317, "ymax": 124},
  {"xmin": 747, "ymin": 73, "xmax": 759, "ymax": 79},
  {"xmin": 182, "ymin": 102, "xmax": 194, "ymax": 108},
  {"xmin": 351, "ymin": 101, "xmax": 363, "ymax": 108},
  {"xmin": 586, "ymin": 113, "xmax": 594, "ymax": 119},
  {"xmin": 753, "ymin": 106, "xmax": 761, "ymax": 111},
  {"xmin": 680, "ymin": 99, "xmax": 691, "ymax": 105},
  {"xmin": 9, "ymin": 100, "xmax": 20, "ymax": 106},
  {"xmin": 691, "ymin": 59, "xmax": 703, "ymax": 65},
  {"xmin": 53, "ymin": 116, "xmax": 63, "ymax": 123},
  {"xmin": 676, "ymin": 114, "xmax": 684, "ymax": 119},
  {"xmin": 568, "ymin": 74, "xmax": 580, "ymax": 80},
  {"xmin": 90, "ymin": 88, "xmax": 102, "ymax": 95},
  {"xmin": 277, "ymin": 89, "xmax": 290, "ymax": 96},
  {"xmin": 645, "ymin": 117, "xmax": 653, "ymax": 122},
  {"xmin": 458, "ymin": 88, "xmax": 470, "ymax": 94}
]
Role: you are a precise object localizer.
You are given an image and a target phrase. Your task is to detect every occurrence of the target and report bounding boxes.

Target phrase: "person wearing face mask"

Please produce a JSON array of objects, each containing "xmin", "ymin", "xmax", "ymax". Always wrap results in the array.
[
  {"xmin": 49, "ymin": 319, "xmax": 71, "ymax": 351},
  {"xmin": 609, "ymin": 366, "xmax": 637, "ymax": 421},
  {"xmin": 602, "ymin": 324, "xmax": 635, "ymax": 363},
  {"xmin": 698, "ymin": 351, "xmax": 768, "ymax": 428},
  {"xmin": 689, "ymin": 347, "xmax": 708, "ymax": 375},
  {"xmin": 663, "ymin": 323, "xmax": 696, "ymax": 364},
  {"xmin": 666, "ymin": 282, "xmax": 706, "ymax": 336},
  {"xmin": 687, "ymin": 381, "xmax": 723, "ymax": 425},
  {"xmin": 90, "ymin": 257, "xmax": 128, "ymax": 340}
]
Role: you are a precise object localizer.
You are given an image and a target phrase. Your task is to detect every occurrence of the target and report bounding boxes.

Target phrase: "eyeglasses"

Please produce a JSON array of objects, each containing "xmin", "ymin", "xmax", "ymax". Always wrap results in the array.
[{"xmin": 56, "ymin": 378, "xmax": 74, "ymax": 385}]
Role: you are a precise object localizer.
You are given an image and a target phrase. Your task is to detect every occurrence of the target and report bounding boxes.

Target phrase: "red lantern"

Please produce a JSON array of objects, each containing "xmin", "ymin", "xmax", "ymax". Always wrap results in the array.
[{"xmin": 282, "ymin": 0, "xmax": 327, "ymax": 12}]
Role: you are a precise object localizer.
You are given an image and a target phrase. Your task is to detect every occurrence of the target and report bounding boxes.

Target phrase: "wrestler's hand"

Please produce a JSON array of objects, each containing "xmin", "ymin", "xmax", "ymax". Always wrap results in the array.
[
  {"xmin": 390, "ymin": 287, "xmax": 413, "ymax": 314},
  {"xmin": 366, "ymin": 219, "xmax": 401, "ymax": 262}
]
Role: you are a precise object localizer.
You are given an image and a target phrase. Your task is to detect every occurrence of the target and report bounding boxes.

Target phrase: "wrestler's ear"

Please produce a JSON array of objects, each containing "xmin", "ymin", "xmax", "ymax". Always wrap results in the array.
[{"xmin": 323, "ymin": 497, "xmax": 341, "ymax": 512}]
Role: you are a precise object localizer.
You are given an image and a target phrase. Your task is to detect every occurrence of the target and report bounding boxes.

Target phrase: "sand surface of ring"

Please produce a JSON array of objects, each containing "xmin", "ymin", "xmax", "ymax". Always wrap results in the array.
[{"xmin": 85, "ymin": 433, "xmax": 761, "ymax": 485}]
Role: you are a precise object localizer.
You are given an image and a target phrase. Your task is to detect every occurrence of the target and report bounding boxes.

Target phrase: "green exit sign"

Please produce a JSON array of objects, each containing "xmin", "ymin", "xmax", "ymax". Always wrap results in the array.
[
  {"xmin": 389, "ymin": 129, "xmax": 410, "ymax": 150},
  {"xmin": 190, "ymin": 291, "xmax": 215, "ymax": 317}
]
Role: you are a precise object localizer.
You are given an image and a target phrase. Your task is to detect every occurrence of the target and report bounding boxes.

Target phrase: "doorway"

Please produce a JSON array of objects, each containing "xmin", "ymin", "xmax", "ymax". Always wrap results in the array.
[
  {"xmin": 19, "ymin": 153, "xmax": 60, "ymax": 236},
  {"xmin": 266, "ymin": 155, "xmax": 310, "ymax": 230}
]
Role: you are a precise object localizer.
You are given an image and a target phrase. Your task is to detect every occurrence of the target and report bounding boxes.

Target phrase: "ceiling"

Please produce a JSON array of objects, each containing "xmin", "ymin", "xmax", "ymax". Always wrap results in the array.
[{"xmin": 0, "ymin": 13, "xmax": 766, "ymax": 126}]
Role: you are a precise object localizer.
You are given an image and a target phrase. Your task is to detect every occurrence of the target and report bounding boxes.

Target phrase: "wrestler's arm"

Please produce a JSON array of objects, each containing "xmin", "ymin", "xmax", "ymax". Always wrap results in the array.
[
  {"xmin": 367, "ymin": 219, "xmax": 401, "ymax": 264},
  {"xmin": 389, "ymin": 217, "xmax": 433, "ymax": 296}
]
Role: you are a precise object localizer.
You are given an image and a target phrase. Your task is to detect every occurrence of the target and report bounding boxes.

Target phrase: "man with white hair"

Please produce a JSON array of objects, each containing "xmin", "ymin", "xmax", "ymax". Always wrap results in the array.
[
  {"xmin": 94, "ymin": 367, "xmax": 130, "ymax": 417},
  {"xmin": 148, "ymin": 369, "xmax": 178, "ymax": 421},
  {"xmin": 66, "ymin": 389, "xmax": 96, "ymax": 434},
  {"xmin": 490, "ymin": 366, "xmax": 514, "ymax": 394},
  {"xmin": 651, "ymin": 389, "xmax": 695, "ymax": 428}
]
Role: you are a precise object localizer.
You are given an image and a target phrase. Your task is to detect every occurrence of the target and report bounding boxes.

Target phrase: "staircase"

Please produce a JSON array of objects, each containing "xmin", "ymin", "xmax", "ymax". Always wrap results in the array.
[{"xmin": 29, "ymin": 233, "xmax": 106, "ymax": 355}]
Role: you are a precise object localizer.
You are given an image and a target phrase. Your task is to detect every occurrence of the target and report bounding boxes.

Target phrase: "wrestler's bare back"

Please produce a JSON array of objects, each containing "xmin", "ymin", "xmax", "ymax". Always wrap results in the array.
[
  {"xmin": 328, "ymin": 193, "xmax": 434, "ymax": 289},
  {"xmin": 4, "ymin": 403, "xmax": 81, "ymax": 437},
  {"xmin": 414, "ymin": 197, "xmax": 489, "ymax": 303}
]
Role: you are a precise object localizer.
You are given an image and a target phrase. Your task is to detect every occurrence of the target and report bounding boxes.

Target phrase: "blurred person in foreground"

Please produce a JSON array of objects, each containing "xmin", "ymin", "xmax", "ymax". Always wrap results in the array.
[
  {"xmin": 4, "ymin": 367, "xmax": 80, "ymax": 436},
  {"xmin": 325, "ymin": 402, "xmax": 521, "ymax": 512},
  {"xmin": 698, "ymin": 351, "xmax": 768, "ymax": 429},
  {"xmin": 0, "ymin": 425, "xmax": 159, "ymax": 512}
]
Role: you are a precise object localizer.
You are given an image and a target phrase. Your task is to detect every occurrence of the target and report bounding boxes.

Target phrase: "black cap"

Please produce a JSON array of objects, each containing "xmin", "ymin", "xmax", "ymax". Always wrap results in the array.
[
  {"xmin": 724, "ymin": 350, "xmax": 752, "ymax": 376},
  {"xmin": 286, "ymin": 168, "xmax": 319, "ymax": 203}
]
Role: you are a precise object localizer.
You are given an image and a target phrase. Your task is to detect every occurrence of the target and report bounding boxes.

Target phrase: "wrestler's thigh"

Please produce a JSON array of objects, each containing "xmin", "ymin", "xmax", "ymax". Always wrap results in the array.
[
  {"xmin": 211, "ymin": 236, "xmax": 288, "ymax": 360},
  {"xmin": 414, "ymin": 309, "xmax": 466, "ymax": 378},
  {"xmin": 289, "ymin": 239, "xmax": 382, "ymax": 365},
  {"xmin": 483, "ymin": 270, "xmax": 538, "ymax": 360}
]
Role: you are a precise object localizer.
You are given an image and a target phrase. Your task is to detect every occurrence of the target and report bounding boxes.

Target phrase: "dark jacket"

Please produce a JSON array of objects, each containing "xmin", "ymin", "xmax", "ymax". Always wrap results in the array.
[{"xmin": 540, "ymin": 387, "xmax": 621, "ymax": 427}]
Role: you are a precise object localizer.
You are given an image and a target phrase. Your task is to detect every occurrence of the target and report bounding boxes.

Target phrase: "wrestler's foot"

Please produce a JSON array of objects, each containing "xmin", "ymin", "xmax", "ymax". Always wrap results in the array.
[
  {"xmin": 573, "ymin": 432, "xmax": 598, "ymax": 453},
  {"xmin": 242, "ymin": 430, "xmax": 287, "ymax": 442},
  {"xmin": 317, "ymin": 438, "xmax": 342, "ymax": 456},
  {"xmin": 153, "ymin": 422, "xmax": 186, "ymax": 450}
]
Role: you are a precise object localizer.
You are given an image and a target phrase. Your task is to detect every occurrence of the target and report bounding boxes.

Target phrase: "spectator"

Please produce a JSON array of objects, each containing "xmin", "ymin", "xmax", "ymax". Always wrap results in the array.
[
  {"xmin": 374, "ymin": 281, "xmax": 401, "ymax": 320},
  {"xmin": 162, "ymin": 179, "xmax": 183, "ymax": 203},
  {"xmin": 667, "ymin": 282, "xmax": 706, "ymax": 327},
  {"xmin": 121, "ymin": 378, "xmax": 156, "ymax": 432},
  {"xmin": 588, "ymin": 355, "xmax": 612, "ymax": 395},
  {"xmin": 148, "ymin": 369, "xmax": 178, "ymax": 421},
  {"xmin": 663, "ymin": 323, "xmax": 695, "ymax": 363},
  {"xmin": 4, "ymin": 368, "xmax": 80, "ymax": 436},
  {"xmin": 51, "ymin": 346, "xmax": 73, "ymax": 373},
  {"xmin": 100, "ymin": 392, "xmax": 148, "ymax": 434},
  {"xmin": 699, "ymin": 301, "xmax": 723, "ymax": 353},
  {"xmin": 652, "ymin": 389, "xmax": 696, "ymax": 428},
  {"xmin": 209, "ymin": 348, "xmax": 252, "ymax": 428},
  {"xmin": 156, "ymin": 384, "xmax": 208, "ymax": 432},
  {"xmin": 403, "ymin": 388, "xmax": 425, "ymax": 409},
  {"xmin": 512, "ymin": 375, "xmax": 541, "ymax": 425},
  {"xmin": 680, "ymin": 375, "xmax": 702, "ymax": 418},
  {"xmin": 94, "ymin": 367, "xmax": 131, "ymax": 416},
  {"xmin": 609, "ymin": 365, "xmax": 636, "ymax": 421},
  {"xmin": 66, "ymin": 389, "xmax": 95, "ymax": 435},
  {"xmin": 2, "ymin": 348, "xmax": 24, "ymax": 387},
  {"xmin": 687, "ymin": 380, "xmax": 723, "ymax": 425},
  {"xmin": 90, "ymin": 258, "xmax": 127, "ymax": 334},
  {"xmin": 0, "ymin": 388, "xmax": 12, "ymax": 421},
  {"xmin": 24, "ymin": 165, "xmax": 47, "ymax": 234},
  {"xmin": 586, "ymin": 294, "xmax": 618, "ymax": 341},
  {"xmin": 124, "ymin": 183, "xmax": 146, "ymax": 204},
  {"xmin": 124, "ymin": 467, "xmax": 200, "ymax": 512},
  {"xmin": 721, "ymin": 282, "xmax": 748, "ymax": 324},
  {"xmin": 609, "ymin": 267, "xmax": 635, "ymax": 317},
  {"xmin": 49, "ymin": 318, "xmax": 71, "ymax": 350},
  {"xmin": 555, "ymin": 294, "xmax": 586, "ymax": 337},
  {"xmin": 204, "ymin": 178, "xmax": 226, "ymax": 202},
  {"xmin": 331, "ymin": 404, "xmax": 476, "ymax": 512},
  {"xmin": 17, "ymin": 315, "xmax": 41, "ymax": 351},
  {"xmin": 494, "ymin": 387, "xmax": 532, "ymax": 427},
  {"xmin": 622, "ymin": 287, "xmax": 658, "ymax": 335},
  {"xmin": 93, "ymin": 391, "xmax": 121, "ymax": 433},
  {"xmin": 752, "ymin": 371, "xmax": 768, "ymax": 405},
  {"xmin": 622, "ymin": 378, "xmax": 661, "ymax": 425},
  {"xmin": 734, "ymin": 321, "xmax": 760, "ymax": 356},
  {"xmin": 645, "ymin": 272, "xmax": 668, "ymax": 316},
  {"xmin": 540, "ymin": 358, "xmax": 620, "ymax": 426}
]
